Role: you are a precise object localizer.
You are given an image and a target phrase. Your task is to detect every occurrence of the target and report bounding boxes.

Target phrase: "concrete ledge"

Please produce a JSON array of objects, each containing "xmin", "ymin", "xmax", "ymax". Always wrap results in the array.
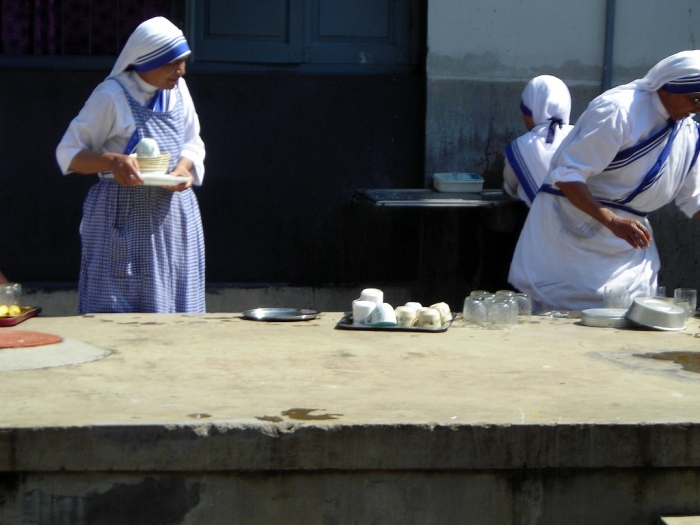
[
  {"xmin": 4, "ymin": 422, "xmax": 700, "ymax": 472},
  {"xmin": 21, "ymin": 284, "xmax": 415, "ymax": 317},
  {"xmin": 4, "ymin": 312, "xmax": 700, "ymax": 523}
]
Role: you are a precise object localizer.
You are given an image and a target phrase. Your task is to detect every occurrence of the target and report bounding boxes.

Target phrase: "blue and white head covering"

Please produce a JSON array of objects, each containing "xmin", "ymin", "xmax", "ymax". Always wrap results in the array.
[
  {"xmin": 110, "ymin": 17, "xmax": 191, "ymax": 77},
  {"xmin": 612, "ymin": 50, "xmax": 700, "ymax": 94},
  {"xmin": 520, "ymin": 75, "xmax": 572, "ymax": 144}
]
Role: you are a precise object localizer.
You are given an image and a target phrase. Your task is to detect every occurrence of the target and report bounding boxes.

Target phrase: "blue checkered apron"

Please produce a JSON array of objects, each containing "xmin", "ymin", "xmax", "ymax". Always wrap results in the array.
[{"xmin": 78, "ymin": 80, "xmax": 205, "ymax": 314}]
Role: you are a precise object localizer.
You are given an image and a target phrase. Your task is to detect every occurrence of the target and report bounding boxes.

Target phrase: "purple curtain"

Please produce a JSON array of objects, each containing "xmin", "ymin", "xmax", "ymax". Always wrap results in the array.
[{"xmin": 1, "ymin": 0, "xmax": 170, "ymax": 56}]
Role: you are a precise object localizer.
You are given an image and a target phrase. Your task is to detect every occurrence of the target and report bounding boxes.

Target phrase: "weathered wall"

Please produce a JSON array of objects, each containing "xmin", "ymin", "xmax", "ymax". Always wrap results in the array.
[
  {"xmin": 3, "ymin": 469, "xmax": 700, "ymax": 524},
  {"xmin": 425, "ymin": 0, "xmax": 700, "ymax": 292}
]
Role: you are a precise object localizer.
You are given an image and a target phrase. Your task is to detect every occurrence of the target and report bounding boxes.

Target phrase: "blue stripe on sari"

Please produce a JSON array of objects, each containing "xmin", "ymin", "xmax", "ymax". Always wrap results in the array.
[
  {"xmin": 538, "ymin": 184, "xmax": 650, "ymax": 217},
  {"xmin": 615, "ymin": 119, "xmax": 681, "ymax": 204},
  {"xmin": 537, "ymin": 119, "xmax": 684, "ymax": 217},
  {"xmin": 662, "ymin": 74, "xmax": 700, "ymax": 93},
  {"xmin": 505, "ymin": 141, "xmax": 539, "ymax": 203},
  {"xmin": 604, "ymin": 121, "xmax": 673, "ymax": 171},
  {"xmin": 131, "ymin": 38, "xmax": 189, "ymax": 72}
]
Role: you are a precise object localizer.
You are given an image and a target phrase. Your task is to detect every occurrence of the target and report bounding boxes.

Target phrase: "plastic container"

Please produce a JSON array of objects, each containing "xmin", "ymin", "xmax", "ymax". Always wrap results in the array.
[{"xmin": 433, "ymin": 172, "xmax": 484, "ymax": 193}]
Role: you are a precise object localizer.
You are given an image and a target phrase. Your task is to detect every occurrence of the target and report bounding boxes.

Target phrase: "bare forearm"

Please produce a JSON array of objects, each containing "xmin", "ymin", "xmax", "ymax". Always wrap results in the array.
[
  {"xmin": 556, "ymin": 181, "xmax": 618, "ymax": 229},
  {"xmin": 69, "ymin": 149, "xmax": 143, "ymax": 186},
  {"xmin": 556, "ymin": 181, "xmax": 651, "ymax": 249},
  {"xmin": 68, "ymin": 149, "xmax": 127, "ymax": 175}
]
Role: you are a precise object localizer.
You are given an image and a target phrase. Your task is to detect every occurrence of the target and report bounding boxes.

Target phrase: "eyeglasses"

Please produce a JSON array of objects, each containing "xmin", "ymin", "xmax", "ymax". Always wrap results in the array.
[{"xmin": 694, "ymin": 98, "xmax": 700, "ymax": 109}]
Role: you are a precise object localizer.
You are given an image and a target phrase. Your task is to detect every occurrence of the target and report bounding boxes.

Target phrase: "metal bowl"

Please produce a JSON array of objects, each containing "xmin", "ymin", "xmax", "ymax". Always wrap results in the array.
[
  {"xmin": 625, "ymin": 297, "xmax": 686, "ymax": 331},
  {"xmin": 580, "ymin": 308, "xmax": 632, "ymax": 328}
]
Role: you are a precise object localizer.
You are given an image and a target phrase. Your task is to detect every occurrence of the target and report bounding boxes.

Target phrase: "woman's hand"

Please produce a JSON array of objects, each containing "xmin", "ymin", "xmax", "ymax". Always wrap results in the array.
[
  {"xmin": 556, "ymin": 181, "xmax": 652, "ymax": 249},
  {"xmin": 163, "ymin": 159, "xmax": 195, "ymax": 192},
  {"xmin": 111, "ymin": 154, "xmax": 143, "ymax": 186},
  {"xmin": 68, "ymin": 150, "xmax": 142, "ymax": 186},
  {"xmin": 606, "ymin": 216, "xmax": 652, "ymax": 249}
]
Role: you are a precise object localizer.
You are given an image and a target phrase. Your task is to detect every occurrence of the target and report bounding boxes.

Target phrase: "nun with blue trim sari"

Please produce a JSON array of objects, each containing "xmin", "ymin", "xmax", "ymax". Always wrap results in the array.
[
  {"xmin": 509, "ymin": 50, "xmax": 700, "ymax": 312},
  {"xmin": 503, "ymin": 75, "xmax": 574, "ymax": 207},
  {"xmin": 56, "ymin": 17, "xmax": 206, "ymax": 314}
]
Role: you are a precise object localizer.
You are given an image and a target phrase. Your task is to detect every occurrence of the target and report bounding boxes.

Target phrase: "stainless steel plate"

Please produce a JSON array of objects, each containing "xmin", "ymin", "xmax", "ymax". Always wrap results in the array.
[{"xmin": 242, "ymin": 308, "xmax": 320, "ymax": 322}]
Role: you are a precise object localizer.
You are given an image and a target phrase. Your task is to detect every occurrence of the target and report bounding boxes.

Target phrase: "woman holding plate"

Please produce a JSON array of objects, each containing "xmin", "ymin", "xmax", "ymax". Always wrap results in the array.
[{"xmin": 56, "ymin": 17, "xmax": 206, "ymax": 314}]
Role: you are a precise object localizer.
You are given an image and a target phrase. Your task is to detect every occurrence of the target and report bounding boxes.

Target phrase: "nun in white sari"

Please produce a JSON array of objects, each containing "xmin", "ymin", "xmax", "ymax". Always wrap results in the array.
[
  {"xmin": 503, "ymin": 75, "xmax": 574, "ymax": 206},
  {"xmin": 56, "ymin": 17, "xmax": 206, "ymax": 314},
  {"xmin": 509, "ymin": 50, "xmax": 700, "ymax": 312}
]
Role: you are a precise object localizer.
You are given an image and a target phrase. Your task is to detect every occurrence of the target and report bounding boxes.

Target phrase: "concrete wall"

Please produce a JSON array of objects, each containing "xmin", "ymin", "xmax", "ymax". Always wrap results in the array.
[
  {"xmin": 425, "ymin": 0, "xmax": 700, "ymax": 292},
  {"xmin": 3, "ymin": 469, "xmax": 700, "ymax": 524}
]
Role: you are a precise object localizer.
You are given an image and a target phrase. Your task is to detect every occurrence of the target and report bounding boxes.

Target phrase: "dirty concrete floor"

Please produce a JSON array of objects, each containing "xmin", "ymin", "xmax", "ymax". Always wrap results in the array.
[{"xmin": 1, "ymin": 311, "xmax": 699, "ymax": 429}]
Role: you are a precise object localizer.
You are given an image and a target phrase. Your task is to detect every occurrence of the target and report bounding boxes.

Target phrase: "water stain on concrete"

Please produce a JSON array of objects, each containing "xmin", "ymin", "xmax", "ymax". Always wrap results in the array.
[
  {"xmin": 256, "ymin": 415, "xmax": 284, "ymax": 422},
  {"xmin": 187, "ymin": 413, "xmax": 212, "ymax": 419},
  {"xmin": 635, "ymin": 351, "xmax": 700, "ymax": 374},
  {"xmin": 281, "ymin": 408, "xmax": 343, "ymax": 420}
]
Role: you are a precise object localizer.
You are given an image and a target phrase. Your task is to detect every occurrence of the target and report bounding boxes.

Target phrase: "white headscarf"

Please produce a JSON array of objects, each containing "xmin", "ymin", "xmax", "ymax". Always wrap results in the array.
[
  {"xmin": 110, "ymin": 17, "xmax": 191, "ymax": 77},
  {"xmin": 520, "ymin": 75, "xmax": 572, "ymax": 143},
  {"xmin": 609, "ymin": 50, "xmax": 700, "ymax": 95}
]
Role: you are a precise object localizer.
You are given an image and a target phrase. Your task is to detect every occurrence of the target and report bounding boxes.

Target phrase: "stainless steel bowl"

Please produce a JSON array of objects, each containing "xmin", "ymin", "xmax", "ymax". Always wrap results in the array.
[
  {"xmin": 581, "ymin": 308, "xmax": 631, "ymax": 328},
  {"xmin": 625, "ymin": 297, "xmax": 686, "ymax": 331}
]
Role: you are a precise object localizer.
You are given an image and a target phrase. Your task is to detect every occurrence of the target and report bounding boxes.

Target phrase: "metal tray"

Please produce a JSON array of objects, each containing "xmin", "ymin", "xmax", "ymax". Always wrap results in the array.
[
  {"xmin": 0, "ymin": 306, "xmax": 41, "ymax": 327},
  {"xmin": 334, "ymin": 312, "xmax": 454, "ymax": 333},
  {"xmin": 242, "ymin": 308, "xmax": 320, "ymax": 322}
]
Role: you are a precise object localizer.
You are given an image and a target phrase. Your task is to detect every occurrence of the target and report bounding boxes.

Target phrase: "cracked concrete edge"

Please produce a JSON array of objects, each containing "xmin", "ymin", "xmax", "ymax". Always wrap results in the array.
[{"xmin": 2, "ymin": 422, "xmax": 700, "ymax": 472}]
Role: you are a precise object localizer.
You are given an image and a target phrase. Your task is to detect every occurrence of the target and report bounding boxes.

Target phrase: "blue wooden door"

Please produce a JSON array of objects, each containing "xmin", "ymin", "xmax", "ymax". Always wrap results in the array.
[{"xmin": 193, "ymin": 0, "xmax": 419, "ymax": 67}]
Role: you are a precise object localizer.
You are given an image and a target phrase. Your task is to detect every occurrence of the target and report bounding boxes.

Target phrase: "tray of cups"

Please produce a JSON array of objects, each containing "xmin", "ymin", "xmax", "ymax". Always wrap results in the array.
[
  {"xmin": 0, "ymin": 306, "xmax": 41, "ymax": 327},
  {"xmin": 334, "ymin": 311, "xmax": 455, "ymax": 333}
]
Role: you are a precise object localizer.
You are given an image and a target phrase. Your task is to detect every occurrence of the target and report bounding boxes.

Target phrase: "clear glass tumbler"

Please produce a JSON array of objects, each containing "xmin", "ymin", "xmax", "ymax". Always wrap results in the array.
[
  {"xmin": 515, "ymin": 292, "xmax": 532, "ymax": 322},
  {"xmin": 674, "ymin": 288, "xmax": 697, "ymax": 319}
]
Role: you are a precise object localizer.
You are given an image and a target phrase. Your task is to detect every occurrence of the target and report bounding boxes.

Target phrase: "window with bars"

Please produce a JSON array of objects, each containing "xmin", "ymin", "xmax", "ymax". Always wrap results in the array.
[{"xmin": 0, "ymin": 0, "xmax": 183, "ymax": 56}]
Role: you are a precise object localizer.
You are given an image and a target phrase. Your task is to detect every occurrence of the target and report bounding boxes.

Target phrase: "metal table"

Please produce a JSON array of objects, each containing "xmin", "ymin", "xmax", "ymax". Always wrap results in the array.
[
  {"xmin": 352, "ymin": 188, "xmax": 515, "ymax": 208},
  {"xmin": 351, "ymin": 188, "xmax": 522, "ymax": 305}
]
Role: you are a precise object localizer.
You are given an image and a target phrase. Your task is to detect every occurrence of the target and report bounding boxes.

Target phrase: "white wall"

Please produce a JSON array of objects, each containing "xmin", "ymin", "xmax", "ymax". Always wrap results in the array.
[
  {"xmin": 428, "ymin": 0, "xmax": 605, "ymax": 83},
  {"xmin": 427, "ymin": 0, "xmax": 700, "ymax": 84}
]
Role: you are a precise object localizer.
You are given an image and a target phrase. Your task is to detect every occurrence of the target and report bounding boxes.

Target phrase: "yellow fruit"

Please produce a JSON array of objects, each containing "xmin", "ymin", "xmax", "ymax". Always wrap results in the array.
[
  {"xmin": 8, "ymin": 305, "xmax": 21, "ymax": 316},
  {"xmin": 0, "ymin": 305, "xmax": 8, "ymax": 316}
]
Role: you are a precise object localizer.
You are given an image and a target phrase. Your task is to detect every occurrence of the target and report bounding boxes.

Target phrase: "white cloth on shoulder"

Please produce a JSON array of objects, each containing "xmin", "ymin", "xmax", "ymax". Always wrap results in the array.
[{"xmin": 503, "ymin": 75, "xmax": 574, "ymax": 206}]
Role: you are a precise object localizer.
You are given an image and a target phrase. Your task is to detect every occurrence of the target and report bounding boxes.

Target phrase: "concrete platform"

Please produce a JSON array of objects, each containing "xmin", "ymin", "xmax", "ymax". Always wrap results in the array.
[{"xmin": 2, "ymin": 311, "xmax": 700, "ymax": 524}]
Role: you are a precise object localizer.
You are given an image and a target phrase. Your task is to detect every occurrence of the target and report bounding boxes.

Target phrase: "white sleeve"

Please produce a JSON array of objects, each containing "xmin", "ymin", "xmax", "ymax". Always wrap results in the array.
[
  {"xmin": 176, "ymin": 79, "xmax": 206, "ymax": 186},
  {"xmin": 55, "ymin": 81, "xmax": 132, "ymax": 175},
  {"xmin": 674, "ymin": 153, "xmax": 700, "ymax": 218},
  {"xmin": 502, "ymin": 156, "xmax": 519, "ymax": 200},
  {"xmin": 548, "ymin": 101, "xmax": 628, "ymax": 186}
]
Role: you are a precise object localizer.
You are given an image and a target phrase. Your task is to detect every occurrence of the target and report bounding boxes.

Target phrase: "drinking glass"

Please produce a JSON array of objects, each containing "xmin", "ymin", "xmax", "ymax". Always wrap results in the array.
[
  {"xmin": 487, "ymin": 294, "xmax": 517, "ymax": 329},
  {"xmin": 604, "ymin": 285, "xmax": 632, "ymax": 308},
  {"xmin": 674, "ymin": 288, "xmax": 697, "ymax": 319},
  {"xmin": 515, "ymin": 292, "xmax": 532, "ymax": 322},
  {"xmin": 463, "ymin": 297, "xmax": 485, "ymax": 326},
  {"xmin": 0, "ymin": 285, "xmax": 14, "ymax": 307}
]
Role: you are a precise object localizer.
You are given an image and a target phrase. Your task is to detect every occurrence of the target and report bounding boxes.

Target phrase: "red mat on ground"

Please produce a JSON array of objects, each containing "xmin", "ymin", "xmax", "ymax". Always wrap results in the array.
[{"xmin": 0, "ymin": 331, "xmax": 63, "ymax": 349}]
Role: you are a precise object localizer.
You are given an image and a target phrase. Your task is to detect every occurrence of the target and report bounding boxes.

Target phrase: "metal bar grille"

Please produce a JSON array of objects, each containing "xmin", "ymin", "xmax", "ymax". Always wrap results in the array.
[{"xmin": 1, "ymin": 0, "xmax": 180, "ymax": 57}]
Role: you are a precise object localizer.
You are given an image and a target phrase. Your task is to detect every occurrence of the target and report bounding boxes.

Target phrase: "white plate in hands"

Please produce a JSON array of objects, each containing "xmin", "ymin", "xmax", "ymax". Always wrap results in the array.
[{"xmin": 140, "ymin": 173, "xmax": 189, "ymax": 186}]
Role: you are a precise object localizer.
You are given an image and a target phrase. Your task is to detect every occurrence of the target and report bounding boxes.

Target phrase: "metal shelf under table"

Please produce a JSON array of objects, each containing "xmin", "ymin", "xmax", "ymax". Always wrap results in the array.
[{"xmin": 352, "ymin": 188, "xmax": 515, "ymax": 208}]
